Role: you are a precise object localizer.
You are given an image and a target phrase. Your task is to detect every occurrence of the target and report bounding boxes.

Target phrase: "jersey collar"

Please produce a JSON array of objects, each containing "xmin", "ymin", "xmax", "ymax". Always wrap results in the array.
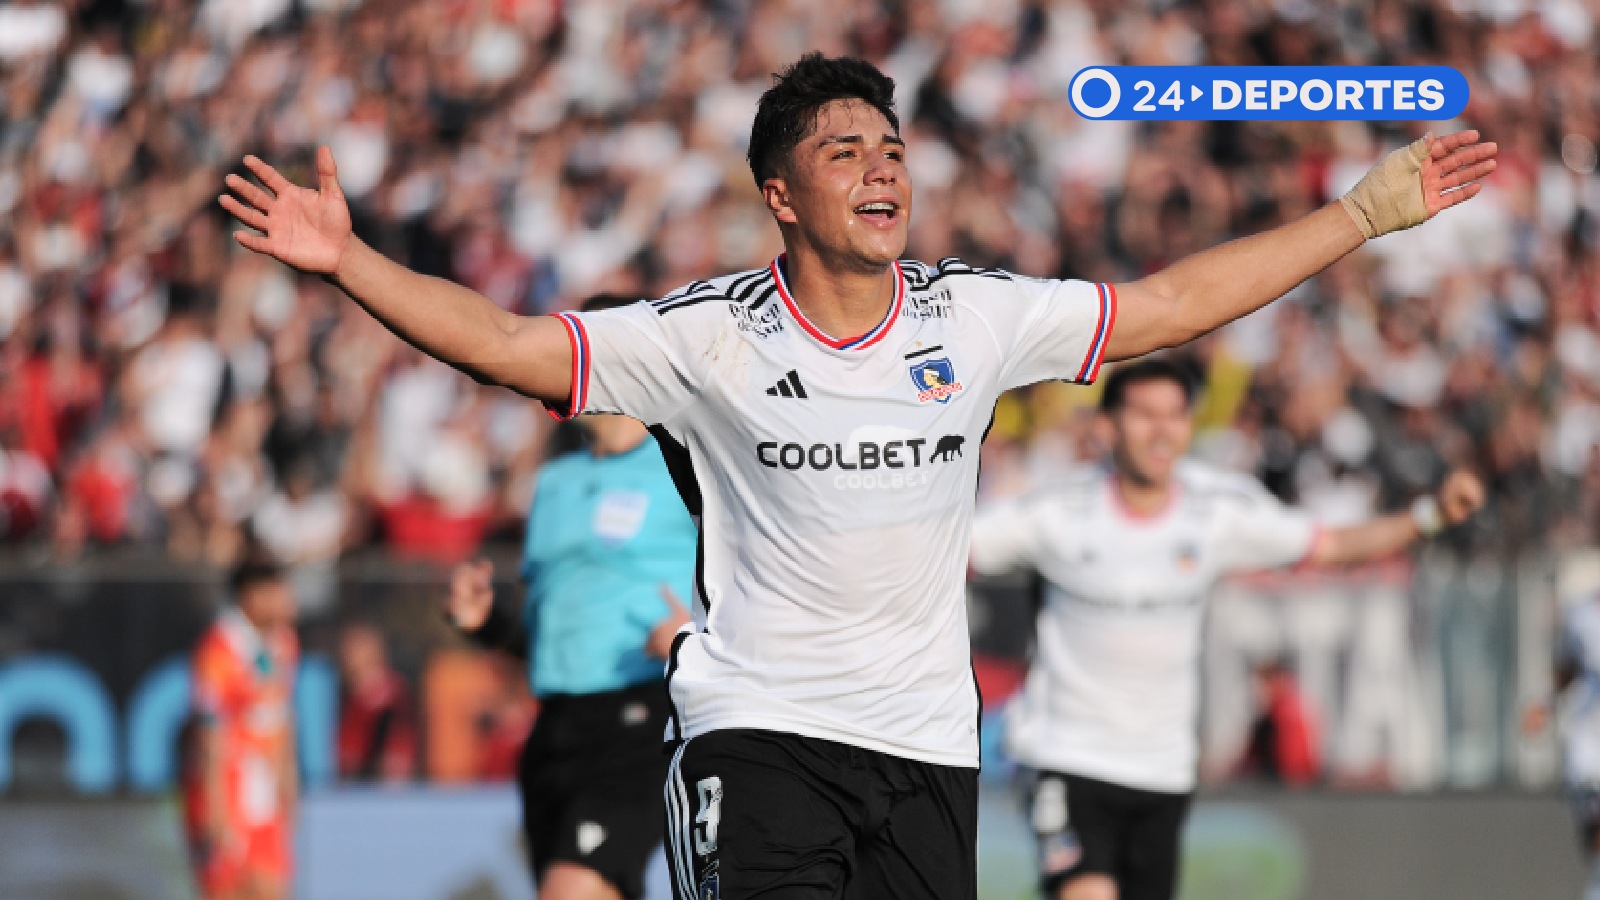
[
  {"xmin": 220, "ymin": 607, "xmax": 274, "ymax": 676},
  {"xmin": 770, "ymin": 254, "xmax": 905, "ymax": 352},
  {"xmin": 1107, "ymin": 473, "xmax": 1181, "ymax": 524}
]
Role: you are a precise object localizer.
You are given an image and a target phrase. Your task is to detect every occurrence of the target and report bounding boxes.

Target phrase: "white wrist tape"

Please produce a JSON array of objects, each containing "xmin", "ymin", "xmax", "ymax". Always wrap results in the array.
[
  {"xmin": 1411, "ymin": 495, "xmax": 1444, "ymax": 537},
  {"xmin": 1340, "ymin": 134, "xmax": 1432, "ymax": 239}
]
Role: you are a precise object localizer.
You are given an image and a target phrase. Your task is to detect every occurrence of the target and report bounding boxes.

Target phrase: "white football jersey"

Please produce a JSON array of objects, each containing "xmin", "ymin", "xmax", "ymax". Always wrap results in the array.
[
  {"xmin": 970, "ymin": 462, "xmax": 1318, "ymax": 791},
  {"xmin": 547, "ymin": 256, "xmax": 1115, "ymax": 767},
  {"xmin": 1558, "ymin": 598, "xmax": 1600, "ymax": 785}
]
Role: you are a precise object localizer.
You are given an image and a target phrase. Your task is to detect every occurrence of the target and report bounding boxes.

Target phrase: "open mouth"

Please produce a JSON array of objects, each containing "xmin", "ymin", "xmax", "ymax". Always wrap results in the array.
[{"xmin": 853, "ymin": 200, "xmax": 900, "ymax": 226}]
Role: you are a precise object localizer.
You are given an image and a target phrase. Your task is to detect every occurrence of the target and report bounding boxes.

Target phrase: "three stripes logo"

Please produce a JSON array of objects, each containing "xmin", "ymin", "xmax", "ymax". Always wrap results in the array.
[{"xmin": 765, "ymin": 370, "xmax": 808, "ymax": 399}]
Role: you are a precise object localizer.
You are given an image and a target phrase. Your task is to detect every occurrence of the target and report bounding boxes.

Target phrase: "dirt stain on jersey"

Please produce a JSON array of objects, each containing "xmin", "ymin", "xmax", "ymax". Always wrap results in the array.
[{"xmin": 701, "ymin": 321, "xmax": 752, "ymax": 385}]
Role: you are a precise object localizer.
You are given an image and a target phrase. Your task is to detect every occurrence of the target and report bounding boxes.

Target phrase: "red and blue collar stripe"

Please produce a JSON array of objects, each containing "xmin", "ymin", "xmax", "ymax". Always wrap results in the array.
[{"xmin": 770, "ymin": 254, "xmax": 906, "ymax": 351}]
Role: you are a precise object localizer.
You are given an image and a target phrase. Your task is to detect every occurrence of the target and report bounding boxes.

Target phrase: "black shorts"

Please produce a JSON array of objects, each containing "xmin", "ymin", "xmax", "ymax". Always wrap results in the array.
[
  {"xmin": 518, "ymin": 681, "xmax": 672, "ymax": 899},
  {"xmin": 1026, "ymin": 770, "xmax": 1192, "ymax": 900},
  {"xmin": 662, "ymin": 729, "xmax": 978, "ymax": 900}
]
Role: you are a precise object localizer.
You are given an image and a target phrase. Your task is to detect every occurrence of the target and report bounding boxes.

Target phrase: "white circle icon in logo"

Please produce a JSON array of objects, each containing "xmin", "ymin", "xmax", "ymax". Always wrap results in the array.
[{"xmin": 1070, "ymin": 68, "xmax": 1121, "ymax": 119}]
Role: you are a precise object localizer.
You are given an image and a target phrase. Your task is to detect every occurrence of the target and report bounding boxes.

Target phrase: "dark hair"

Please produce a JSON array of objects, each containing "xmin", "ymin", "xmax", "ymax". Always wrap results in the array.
[
  {"xmin": 747, "ymin": 53, "xmax": 899, "ymax": 186},
  {"xmin": 229, "ymin": 555, "xmax": 286, "ymax": 597},
  {"xmin": 1099, "ymin": 358, "xmax": 1197, "ymax": 412},
  {"xmin": 581, "ymin": 294, "xmax": 637, "ymax": 313}
]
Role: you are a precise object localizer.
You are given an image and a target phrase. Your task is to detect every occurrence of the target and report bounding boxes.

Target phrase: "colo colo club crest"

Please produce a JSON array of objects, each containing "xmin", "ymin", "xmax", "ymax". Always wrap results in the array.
[{"xmin": 909, "ymin": 357, "xmax": 963, "ymax": 404}]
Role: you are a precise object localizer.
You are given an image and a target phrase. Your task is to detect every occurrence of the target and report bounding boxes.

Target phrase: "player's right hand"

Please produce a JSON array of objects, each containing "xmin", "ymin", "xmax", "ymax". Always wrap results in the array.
[
  {"xmin": 219, "ymin": 145, "xmax": 351, "ymax": 275},
  {"xmin": 446, "ymin": 559, "xmax": 496, "ymax": 631}
]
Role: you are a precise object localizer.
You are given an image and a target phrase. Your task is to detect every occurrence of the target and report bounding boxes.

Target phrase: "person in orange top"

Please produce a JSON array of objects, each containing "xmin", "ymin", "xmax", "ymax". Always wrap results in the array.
[{"xmin": 184, "ymin": 557, "xmax": 299, "ymax": 900}]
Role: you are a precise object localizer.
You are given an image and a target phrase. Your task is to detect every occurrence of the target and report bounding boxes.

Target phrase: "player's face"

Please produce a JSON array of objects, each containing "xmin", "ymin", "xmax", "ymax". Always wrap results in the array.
[
  {"xmin": 1107, "ymin": 380, "xmax": 1193, "ymax": 487},
  {"xmin": 240, "ymin": 578, "xmax": 296, "ymax": 630},
  {"xmin": 763, "ymin": 100, "xmax": 911, "ymax": 272}
]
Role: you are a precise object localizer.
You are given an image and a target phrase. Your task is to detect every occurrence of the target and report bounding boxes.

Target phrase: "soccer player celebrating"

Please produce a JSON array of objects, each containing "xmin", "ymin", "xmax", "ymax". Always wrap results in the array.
[
  {"xmin": 444, "ymin": 295, "xmax": 696, "ymax": 900},
  {"xmin": 184, "ymin": 558, "xmax": 299, "ymax": 900},
  {"xmin": 969, "ymin": 358, "xmax": 1486, "ymax": 900},
  {"xmin": 220, "ymin": 53, "xmax": 1495, "ymax": 900}
]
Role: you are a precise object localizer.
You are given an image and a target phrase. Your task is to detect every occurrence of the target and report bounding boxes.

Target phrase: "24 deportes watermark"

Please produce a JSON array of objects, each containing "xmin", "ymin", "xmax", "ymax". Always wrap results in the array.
[{"xmin": 1068, "ymin": 66, "xmax": 1469, "ymax": 121}]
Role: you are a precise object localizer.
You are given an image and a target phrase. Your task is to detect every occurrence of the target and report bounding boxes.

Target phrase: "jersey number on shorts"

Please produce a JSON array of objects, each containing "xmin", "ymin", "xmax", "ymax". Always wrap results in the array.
[{"xmin": 694, "ymin": 776, "xmax": 723, "ymax": 856}]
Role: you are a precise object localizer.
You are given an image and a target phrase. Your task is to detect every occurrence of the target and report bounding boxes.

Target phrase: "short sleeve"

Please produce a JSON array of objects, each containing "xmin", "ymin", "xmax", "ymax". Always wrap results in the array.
[
  {"xmin": 998, "ymin": 276, "xmax": 1117, "ymax": 391},
  {"xmin": 969, "ymin": 499, "xmax": 1048, "ymax": 575},
  {"xmin": 1210, "ymin": 481, "xmax": 1319, "ymax": 574},
  {"xmin": 544, "ymin": 302, "xmax": 696, "ymax": 425}
]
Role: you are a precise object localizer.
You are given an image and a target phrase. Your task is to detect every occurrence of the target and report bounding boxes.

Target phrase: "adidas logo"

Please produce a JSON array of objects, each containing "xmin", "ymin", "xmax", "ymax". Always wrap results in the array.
[{"xmin": 765, "ymin": 370, "xmax": 808, "ymax": 399}]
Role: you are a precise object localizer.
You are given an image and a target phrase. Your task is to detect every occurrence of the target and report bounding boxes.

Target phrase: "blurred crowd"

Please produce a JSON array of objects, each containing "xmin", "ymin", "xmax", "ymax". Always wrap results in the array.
[{"xmin": 2, "ymin": 0, "xmax": 1600, "ymax": 587}]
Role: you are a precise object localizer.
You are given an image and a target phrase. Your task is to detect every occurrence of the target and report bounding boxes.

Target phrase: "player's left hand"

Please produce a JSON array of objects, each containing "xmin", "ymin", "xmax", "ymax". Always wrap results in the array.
[
  {"xmin": 1342, "ymin": 130, "xmax": 1498, "ymax": 239},
  {"xmin": 1420, "ymin": 130, "xmax": 1499, "ymax": 219},
  {"xmin": 1436, "ymin": 469, "xmax": 1487, "ymax": 525}
]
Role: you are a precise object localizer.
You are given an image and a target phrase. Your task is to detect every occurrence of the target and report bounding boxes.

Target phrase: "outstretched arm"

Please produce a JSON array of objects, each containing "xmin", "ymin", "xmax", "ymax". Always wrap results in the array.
[
  {"xmin": 220, "ymin": 148, "xmax": 571, "ymax": 401},
  {"xmin": 1105, "ymin": 130, "xmax": 1498, "ymax": 361},
  {"xmin": 1308, "ymin": 470, "xmax": 1485, "ymax": 567}
]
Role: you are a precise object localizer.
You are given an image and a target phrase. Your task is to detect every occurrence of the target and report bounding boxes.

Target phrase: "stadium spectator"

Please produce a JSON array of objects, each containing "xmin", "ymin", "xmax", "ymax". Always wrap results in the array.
[
  {"xmin": 335, "ymin": 621, "xmax": 418, "ymax": 783},
  {"xmin": 475, "ymin": 655, "xmax": 539, "ymax": 782},
  {"xmin": 418, "ymin": 647, "xmax": 536, "ymax": 784},
  {"xmin": 0, "ymin": 426, "xmax": 50, "ymax": 541},
  {"xmin": 0, "ymin": 0, "xmax": 67, "ymax": 64},
  {"xmin": 0, "ymin": 0, "xmax": 1590, "ymax": 567},
  {"xmin": 1238, "ymin": 658, "xmax": 1322, "ymax": 787},
  {"xmin": 252, "ymin": 457, "xmax": 347, "ymax": 614}
]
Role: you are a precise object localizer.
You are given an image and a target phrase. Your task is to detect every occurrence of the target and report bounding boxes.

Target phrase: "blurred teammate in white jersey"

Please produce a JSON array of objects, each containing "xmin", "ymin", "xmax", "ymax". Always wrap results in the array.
[
  {"xmin": 970, "ymin": 358, "xmax": 1485, "ymax": 900},
  {"xmin": 1552, "ymin": 594, "xmax": 1600, "ymax": 900}
]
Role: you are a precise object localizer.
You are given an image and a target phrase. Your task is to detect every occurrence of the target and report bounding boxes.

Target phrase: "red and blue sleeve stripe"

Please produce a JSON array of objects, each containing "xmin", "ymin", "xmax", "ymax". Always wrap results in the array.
[
  {"xmin": 1075, "ymin": 282, "xmax": 1118, "ymax": 383},
  {"xmin": 543, "ymin": 312, "xmax": 590, "ymax": 421}
]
